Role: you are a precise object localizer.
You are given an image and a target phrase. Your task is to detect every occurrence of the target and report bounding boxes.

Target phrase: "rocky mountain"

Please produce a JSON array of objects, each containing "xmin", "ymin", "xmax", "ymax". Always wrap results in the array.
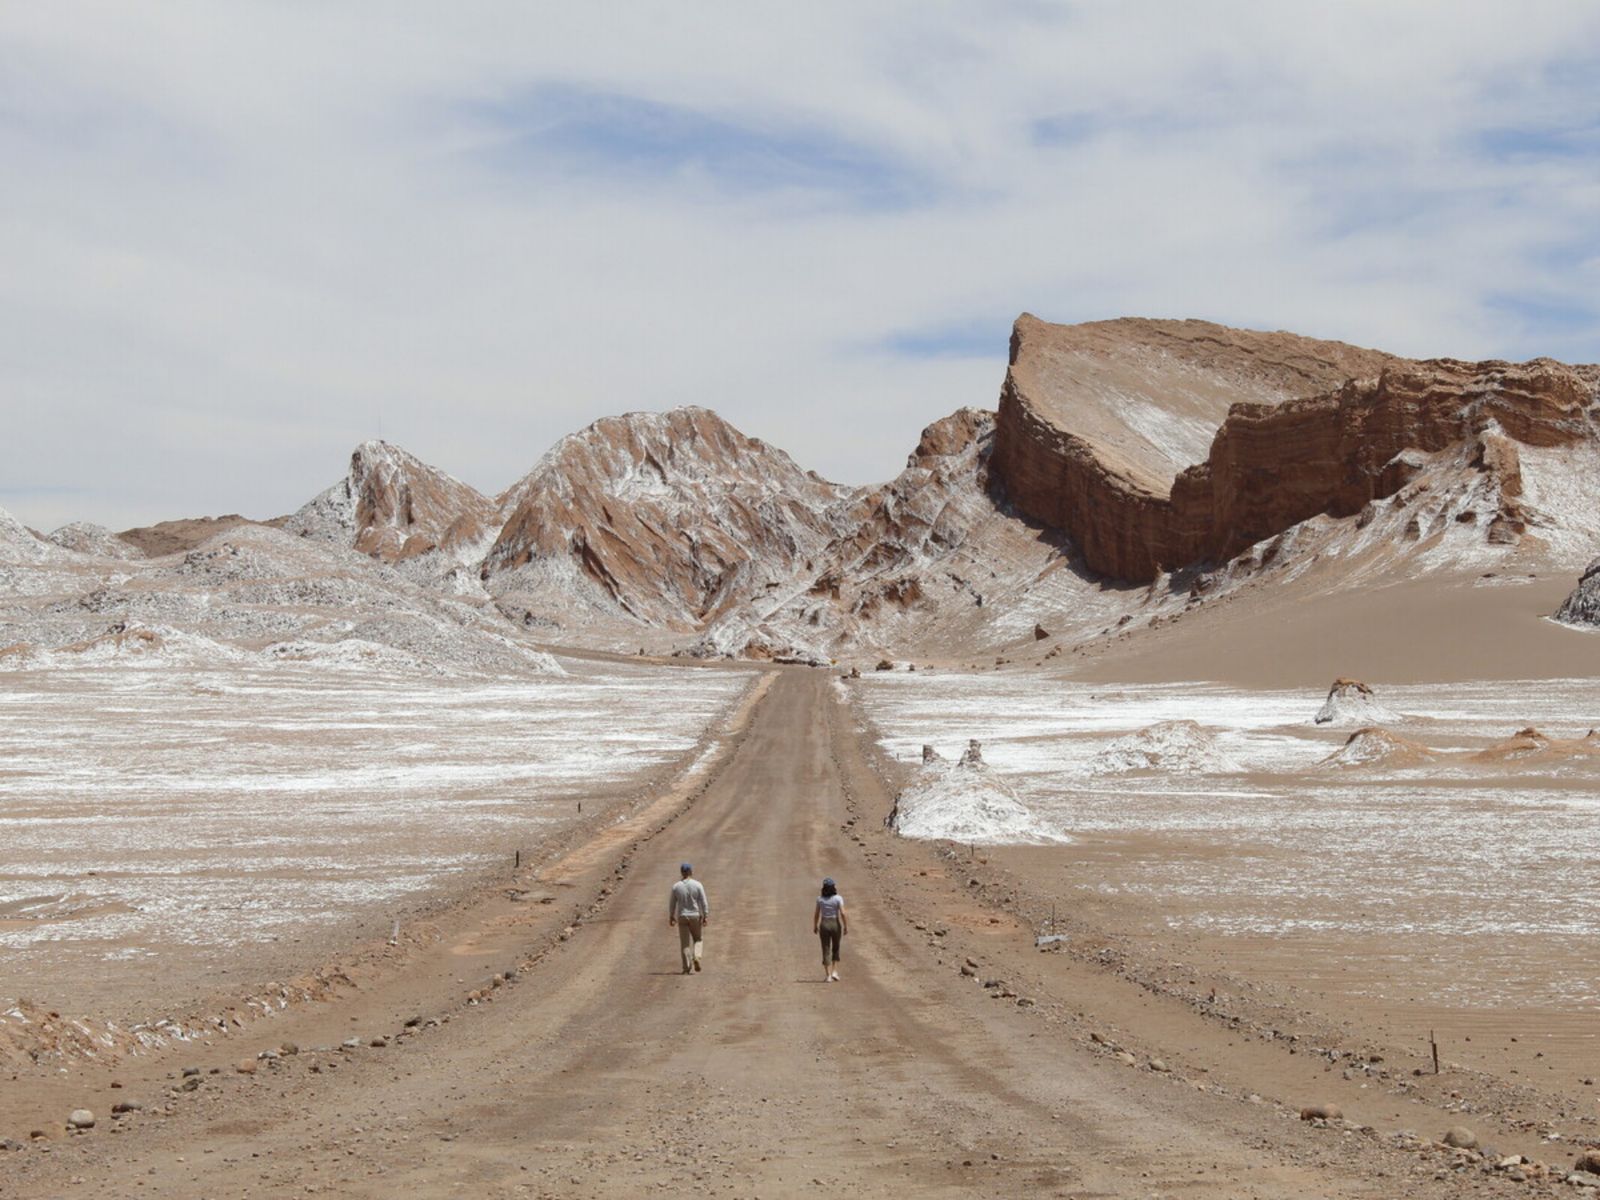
[
  {"xmin": 482, "ymin": 408, "xmax": 858, "ymax": 631},
  {"xmin": 992, "ymin": 316, "xmax": 1599, "ymax": 582},
  {"xmin": 13, "ymin": 313, "xmax": 1599, "ymax": 672},
  {"xmin": 285, "ymin": 441, "xmax": 496, "ymax": 565}
]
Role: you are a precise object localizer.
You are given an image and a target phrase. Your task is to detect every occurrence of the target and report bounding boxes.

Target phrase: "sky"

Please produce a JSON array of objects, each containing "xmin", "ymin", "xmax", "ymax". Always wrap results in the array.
[{"xmin": 2, "ymin": 2, "xmax": 1598, "ymax": 529}]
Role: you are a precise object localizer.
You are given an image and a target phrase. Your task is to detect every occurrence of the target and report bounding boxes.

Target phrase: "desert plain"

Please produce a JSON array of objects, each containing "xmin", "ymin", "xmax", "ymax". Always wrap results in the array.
[{"xmin": 4, "ymin": 315, "xmax": 1600, "ymax": 1198}]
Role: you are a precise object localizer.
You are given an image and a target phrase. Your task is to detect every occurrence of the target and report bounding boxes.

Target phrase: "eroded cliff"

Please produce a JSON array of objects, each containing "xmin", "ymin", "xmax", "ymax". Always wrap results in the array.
[{"xmin": 991, "ymin": 315, "xmax": 1599, "ymax": 582}]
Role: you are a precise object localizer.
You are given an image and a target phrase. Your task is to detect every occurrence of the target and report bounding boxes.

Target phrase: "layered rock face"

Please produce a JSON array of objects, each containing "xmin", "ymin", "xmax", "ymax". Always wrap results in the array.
[
  {"xmin": 483, "ymin": 408, "xmax": 857, "ymax": 628},
  {"xmin": 286, "ymin": 441, "xmax": 496, "ymax": 563},
  {"xmin": 991, "ymin": 315, "xmax": 1600, "ymax": 582},
  {"xmin": 1555, "ymin": 559, "xmax": 1600, "ymax": 628}
]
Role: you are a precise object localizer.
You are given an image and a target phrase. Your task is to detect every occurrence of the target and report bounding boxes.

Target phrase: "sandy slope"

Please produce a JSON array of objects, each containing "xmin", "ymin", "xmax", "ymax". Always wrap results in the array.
[{"xmin": 5, "ymin": 672, "xmax": 1538, "ymax": 1198}]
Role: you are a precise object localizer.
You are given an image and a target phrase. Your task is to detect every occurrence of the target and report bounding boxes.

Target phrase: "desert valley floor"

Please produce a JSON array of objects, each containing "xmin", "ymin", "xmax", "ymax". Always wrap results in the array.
[
  {"xmin": 6, "ymin": 588, "xmax": 1600, "ymax": 1197},
  {"xmin": 7, "ymin": 315, "xmax": 1600, "ymax": 1196}
]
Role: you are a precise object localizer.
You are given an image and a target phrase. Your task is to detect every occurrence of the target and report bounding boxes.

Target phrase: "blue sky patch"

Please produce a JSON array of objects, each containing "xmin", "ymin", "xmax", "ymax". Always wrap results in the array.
[
  {"xmin": 880, "ymin": 317, "xmax": 1009, "ymax": 359},
  {"xmin": 463, "ymin": 83, "xmax": 929, "ymax": 210}
]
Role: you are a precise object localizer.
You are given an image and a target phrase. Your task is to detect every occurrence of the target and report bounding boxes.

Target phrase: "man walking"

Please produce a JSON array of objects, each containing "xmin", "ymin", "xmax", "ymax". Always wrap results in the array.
[{"xmin": 668, "ymin": 862, "xmax": 709, "ymax": 975}]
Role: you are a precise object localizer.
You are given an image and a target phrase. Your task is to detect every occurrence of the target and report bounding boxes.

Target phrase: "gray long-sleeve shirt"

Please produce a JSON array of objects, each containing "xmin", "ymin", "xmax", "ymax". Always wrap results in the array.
[{"xmin": 669, "ymin": 878, "xmax": 709, "ymax": 921}]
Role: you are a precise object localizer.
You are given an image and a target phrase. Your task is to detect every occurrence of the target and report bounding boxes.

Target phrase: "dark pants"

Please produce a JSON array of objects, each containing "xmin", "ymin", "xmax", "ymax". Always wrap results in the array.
[{"xmin": 819, "ymin": 918, "xmax": 842, "ymax": 965}]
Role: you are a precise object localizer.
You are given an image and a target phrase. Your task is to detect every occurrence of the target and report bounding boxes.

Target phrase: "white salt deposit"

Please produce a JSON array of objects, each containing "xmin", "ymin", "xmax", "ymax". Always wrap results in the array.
[
  {"xmin": 0, "ymin": 664, "xmax": 751, "ymax": 983},
  {"xmin": 1090, "ymin": 720, "xmax": 1238, "ymax": 774},
  {"xmin": 1312, "ymin": 679, "xmax": 1401, "ymax": 727},
  {"xmin": 854, "ymin": 669, "xmax": 1600, "ymax": 1006},
  {"xmin": 890, "ymin": 741, "xmax": 1065, "ymax": 845}
]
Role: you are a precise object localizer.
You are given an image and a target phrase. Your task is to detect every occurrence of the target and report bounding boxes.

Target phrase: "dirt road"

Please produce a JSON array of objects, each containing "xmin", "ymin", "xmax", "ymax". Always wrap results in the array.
[{"xmin": 7, "ymin": 673, "xmax": 1477, "ymax": 1197}]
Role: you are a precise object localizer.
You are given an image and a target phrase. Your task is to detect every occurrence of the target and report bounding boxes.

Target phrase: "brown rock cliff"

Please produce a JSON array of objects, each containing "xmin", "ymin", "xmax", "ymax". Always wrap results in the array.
[{"xmin": 992, "ymin": 316, "xmax": 1599, "ymax": 582}]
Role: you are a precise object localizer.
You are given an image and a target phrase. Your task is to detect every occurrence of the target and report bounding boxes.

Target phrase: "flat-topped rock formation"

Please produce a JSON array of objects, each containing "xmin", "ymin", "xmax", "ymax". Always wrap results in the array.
[{"xmin": 992, "ymin": 314, "xmax": 1599, "ymax": 582}]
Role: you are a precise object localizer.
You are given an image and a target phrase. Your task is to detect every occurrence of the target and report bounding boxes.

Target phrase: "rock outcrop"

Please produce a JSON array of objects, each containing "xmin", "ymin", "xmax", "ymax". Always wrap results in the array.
[
  {"xmin": 1555, "ymin": 558, "xmax": 1600, "ymax": 628},
  {"xmin": 887, "ymin": 739, "xmax": 1061, "ymax": 844},
  {"xmin": 483, "ymin": 408, "xmax": 856, "ymax": 629},
  {"xmin": 991, "ymin": 314, "xmax": 1599, "ymax": 582},
  {"xmin": 1313, "ymin": 679, "xmax": 1400, "ymax": 727},
  {"xmin": 286, "ymin": 441, "xmax": 495, "ymax": 563}
]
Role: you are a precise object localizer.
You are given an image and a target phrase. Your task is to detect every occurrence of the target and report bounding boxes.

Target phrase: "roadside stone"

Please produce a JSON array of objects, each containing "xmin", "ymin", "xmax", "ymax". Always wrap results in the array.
[
  {"xmin": 1442, "ymin": 1127, "xmax": 1477, "ymax": 1149},
  {"xmin": 280, "ymin": 1042, "xmax": 299, "ymax": 1056},
  {"xmin": 1300, "ymin": 1104, "xmax": 1343, "ymax": 1121},
  {"xmin": 1114, "ymin": 1051, "xmax": 1137, "ymax": 1067},
  {"xmin": 67, "ymin": 1110, "xmax": 95, "ymax": 1130},
  {"xmin": 1016, "ymin": 997, "xmax": 1035, "ymax": 1007},
  {"xmin": 235, "ymin": 1059, "xmax": 257, "ymax": 1075},
  {"xmin": 1148, "ymin": 1058, "xmax": 1170, "ymax": 1073},
  {"xmin": 181, "ymin": 1066, "xmax": 200, "ymax": 1077},
  {"xmin": 110, "ymin": 1102, "xmax": 141, "ymax": 1115},
  {"xmin": 369, "ymin": 1037, "xmax": 387, "ymax": 1048},
  {"xmin": 181, "ymin": 1076, "xmax": 200, "ymax": 1091}
]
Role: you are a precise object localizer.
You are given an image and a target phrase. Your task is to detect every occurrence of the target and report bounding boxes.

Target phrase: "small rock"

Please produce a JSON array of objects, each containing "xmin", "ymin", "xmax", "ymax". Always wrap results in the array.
[
  {"xmin": 1575, "ymin": 1150, "xmax": 1600, "ymax": 1175},
  {"xmin": 1148, "ymin": 1058, "xmax": 1170, "ymax": 1073},
  {"xmin": 1300, "ymin": 1104, "xmax": 1343, "ymax": 1121},
  {"xmin": 181, "ymin": 1076, "xmax": 200, "ymax": 1092},
  {"xmin": 1114, "ymin": 1051, "xmax": 1137, "ymax": 1067},
  {"xmin": 67, "ymin": 1110, "xmax": 95, "ymax": 1130},
  {"xmin": 236, "ymin": 1059, "xmax": 257, "ymax": 1075},
  {"xmin": 369, "ymin": 1037, "xmax": 387, "ymax": 1048},
  {"xmin": 279, "ymin": 1042, "xmax": 299, "ymax": 1056},
  {"xmin": 1442, "ymin": 1126, "xmax": 1477, "ymax": 1150},
  {"xmin": 181, "ymin": 1067, "xmax": 200, "ymax": 1077},
  {"xmin": 110, "ymin": 1102, "xmax": 141, "ymax": 1115}
]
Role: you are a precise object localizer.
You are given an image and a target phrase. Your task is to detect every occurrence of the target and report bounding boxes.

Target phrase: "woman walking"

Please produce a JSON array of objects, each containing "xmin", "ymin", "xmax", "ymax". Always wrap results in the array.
[{"xmin": 813, "ymin": 877, "xmax": 847, "ymax": 982}]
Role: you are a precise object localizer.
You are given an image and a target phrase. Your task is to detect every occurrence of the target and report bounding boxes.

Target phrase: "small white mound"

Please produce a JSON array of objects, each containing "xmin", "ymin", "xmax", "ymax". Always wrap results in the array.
[
  {"xmin": 46, "ymin": 522, "xmax": 143, "ymax": 560},
  {"xmin": 1322, "ymin": 727, "xmax": 1437, "ymax": 769},
  {"xmin": 0, "ymin": 506, "xmax": 54, "ymax": 564},
  {"xmin": 1090, "ymin": 720, "xmax": 1237, "ymax": 774},
  {"xmin": 46, "ymin": 624, "xmax": 248, "ymax": 669},
  {"xmin": 1312, "ymin": 678, "xmax": 1400, "ymax": 727},
  {"xmin": 889, "ymin": 740, "xmax": 1064, "ymax": 845}
]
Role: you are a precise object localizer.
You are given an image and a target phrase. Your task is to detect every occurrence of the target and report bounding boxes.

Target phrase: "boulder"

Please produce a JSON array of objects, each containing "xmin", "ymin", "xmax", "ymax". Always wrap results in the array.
[
  {"xmin": 66, "ymin": 1109, "xmax": 95, "ymax": 1130},
  {"xmin": 1442, "ymin": 1127, "xmax": 1478, "ymax": 1149},
  {"xmin": 1299, "ymin": 1104, "xmax": 1343, "ymax": 1121}
]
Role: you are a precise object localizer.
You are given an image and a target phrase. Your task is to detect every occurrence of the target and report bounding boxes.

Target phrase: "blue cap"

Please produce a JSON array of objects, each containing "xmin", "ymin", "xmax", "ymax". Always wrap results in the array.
[
  {"xmin": 822, "ymin": 877, "xmax": 834, "ymax": 887},
  {"xmin": 680, "ymin": 862, "xmax": 693, "ymax": 873}
]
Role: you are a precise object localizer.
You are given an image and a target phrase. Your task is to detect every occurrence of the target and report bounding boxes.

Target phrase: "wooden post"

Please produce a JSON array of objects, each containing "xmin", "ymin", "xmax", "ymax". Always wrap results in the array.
[
  {"xmin": 515, "ymin": 849, "xmax": 521, "ymax": 869},
  {"xmin": 1431, "ymin": 1030, "xmax": 1440, "ymax": 1074}
]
